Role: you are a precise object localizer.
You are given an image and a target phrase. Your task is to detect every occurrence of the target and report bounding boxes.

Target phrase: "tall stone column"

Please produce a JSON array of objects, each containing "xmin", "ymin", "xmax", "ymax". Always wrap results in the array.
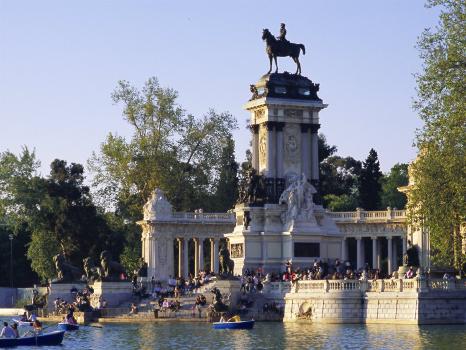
[
  {"xmin": 251, "ymin": 125, "xmax": 259, "ymax": 170},
  {"xmin": 194, "ymin": 239, "xmax": 199, "ymax": 276},
  {"xmin": 266, "ymin": 122, "xmax": 276, "ymax": 178},
  {"xmin": 276, "ymin": 123, "xmax": 284, "ymax": 178},
  {"xmin": 198, "ymin": 238, "xmax": 204, "ymax": 273},
  {"xmin": 356, "ymin": 237, "xmax": 362, "ymax": 270},
  {"xmin": 213, "ymin": 239, "xmax": 219, "ymax": 273},
  {"xmin": 341, "ymin": 238, "xmax": 347, "ymax": 261},
  {"xmin": 402, "ymin": 235, "xmax": 407, "ymax": 256},
  {"xmin": 310, "ymin": 124, "xmax": 320, "ymax": 183},
  {"xmin": 183, "ymin": 238, "xmax": 189, "ymax": 278},
  {"xmin": 387, "ymin": 237, "xmax": 393, "ymax": 275},
  {"xmin": 371, "ymin": 237, "xmax": 378, "ymax": 269},
  {"xmin": 301, "ymin": 124, "xmax": 310, "ymax": 179},
  {"xmin": 210, "ymin": 239, "xmax": 215, "ymax": 273},
  {"xmin": 177, "ymin": 239, "xmax": 183, "ymax": 278}
]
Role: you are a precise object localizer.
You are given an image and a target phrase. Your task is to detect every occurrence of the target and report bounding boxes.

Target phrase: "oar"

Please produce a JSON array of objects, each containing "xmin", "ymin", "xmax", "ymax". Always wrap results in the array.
[{"xmin": 22, "ymin": 325, "xmax": 51, "ymax": 338}]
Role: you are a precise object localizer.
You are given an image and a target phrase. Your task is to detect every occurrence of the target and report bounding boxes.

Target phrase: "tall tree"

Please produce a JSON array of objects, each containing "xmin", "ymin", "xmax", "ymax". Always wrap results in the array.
[
  {"xmin": 380, "ymin": 163, "xmax": 409, "ymax": 209},
  {"xmin": 26, "ymin": 160, "xmax": 124, "ymax": 281},
  {"xmin": 409, "ymin": 0, "xmax": 466, "ymax": 270},
  {"xmin": 0, "ymin": 147, "xmax": 41, "ymax": 286},
  {"xmin": 212, "ymin": 135, "xmax": 239, "ymax": 212},
  {"xmin": 358, "ymin": 149, "xmax": 382, "ymax": 210},
  {"xmin": 320, "ymin": 156, "xmax": 362, "ymax": 211},
  {"xmin": 89, "ymin": 77, "xmax": 238, "ymax": 216}
]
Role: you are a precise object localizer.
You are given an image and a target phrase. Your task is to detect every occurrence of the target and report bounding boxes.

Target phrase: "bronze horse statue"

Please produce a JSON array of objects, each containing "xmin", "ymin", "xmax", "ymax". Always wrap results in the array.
[{"xmin": 262, "ymin": 28, "xmax": 306, "ymax": 75}]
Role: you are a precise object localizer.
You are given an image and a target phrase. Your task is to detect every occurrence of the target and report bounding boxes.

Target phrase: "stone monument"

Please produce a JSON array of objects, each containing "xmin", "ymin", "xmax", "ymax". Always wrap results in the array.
[{"xmin": 226, "ymin": 26, "xmax": 342, "ymax": 274}]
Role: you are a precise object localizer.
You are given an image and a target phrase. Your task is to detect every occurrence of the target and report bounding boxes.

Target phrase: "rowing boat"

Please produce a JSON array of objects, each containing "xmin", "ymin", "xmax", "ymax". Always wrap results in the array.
[
  {"xmin": 57, "ymin": 322, "xmax": 79, "ymax": 331},
  {"xmin": 212, "ymin": 320, "xmax": 255, "ymax": 330},
  {"xmin": 0, "ymin": 330, "xmax": 65, "ymax": 347},
  {"xmin": 12, "ymin": 319, "xmax": 33, "ymax": 327}
]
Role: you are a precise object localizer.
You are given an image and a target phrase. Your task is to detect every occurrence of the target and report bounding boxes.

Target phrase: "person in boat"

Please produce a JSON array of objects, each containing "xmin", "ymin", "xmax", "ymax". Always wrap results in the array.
[
  {"xmin": 19, "ymin": 312, "xmax": 28, "ymax": 322},
  {"xmin": 219, "ymin": 314, "xmax": 227, "ymax": 323},
  {"xmin": 66, "ymin": 309, "xmax": 77, "ymax": 324},
  {"xmin": 11, "ymin": 323, "xmax": 19, "ymax": 338},
  {"xmin": 27, "ymin": 312, "xmax": 37, "ymax": 322},
  {"xmin": 32, "ymin": 319, "xmax": 42, "ymax": 334},
  {"xmin": 0, "ymin": 322, "xmax": 16, "ymax": 338},
  {"xmin": 227, "ymin": 315, "xmax": 241, "ymax": 322}
]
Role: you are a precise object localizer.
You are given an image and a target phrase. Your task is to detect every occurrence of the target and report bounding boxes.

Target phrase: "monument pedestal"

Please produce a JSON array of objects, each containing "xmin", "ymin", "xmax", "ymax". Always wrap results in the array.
[
  {"xmin": 90, "ymin": 281, "xmax": 133, "ymax": 308},
  {"xmin": 214, "ymin": 280, "xmax": 242, "ymax": 309},
  {"xmin": 48, "ymin": 282, "xmax": 86, "ymax": 311}
]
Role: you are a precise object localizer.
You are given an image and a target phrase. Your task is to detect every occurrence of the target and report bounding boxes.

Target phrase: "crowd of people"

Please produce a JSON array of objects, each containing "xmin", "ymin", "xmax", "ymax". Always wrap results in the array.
[{"xmin": 148, "ymin": 271, "xmax": 216, "ymax": 299}]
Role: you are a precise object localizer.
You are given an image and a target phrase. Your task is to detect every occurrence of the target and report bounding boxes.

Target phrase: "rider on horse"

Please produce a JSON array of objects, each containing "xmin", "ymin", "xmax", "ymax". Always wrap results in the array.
[{"xmin": 277, "ymin": 23, "xmax": 289, "ymax": 43}]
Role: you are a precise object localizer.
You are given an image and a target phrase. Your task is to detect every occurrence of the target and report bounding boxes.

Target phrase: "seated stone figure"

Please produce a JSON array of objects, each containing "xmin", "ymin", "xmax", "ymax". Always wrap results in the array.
[
  {"xmin": 53, "ymin": 254, "xmax": 82, "ymax": 283},
  {"xmin": 83, "ymin": 257, "xmax": 101, "ymax": 283},
  {"xmin": 100, "ymin": 250, "xmax": 126, "ymax": 282}
]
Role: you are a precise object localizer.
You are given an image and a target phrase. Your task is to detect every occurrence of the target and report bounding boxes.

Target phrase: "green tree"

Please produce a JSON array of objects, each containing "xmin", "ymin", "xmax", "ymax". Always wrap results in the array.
[
  {"xmin": 358, "ymin": 149, "xmax": 382, "ymax": 210},
  {"xmin": 0, "ymin": 147, "xmax": 42, "ymax": 286},
  {"xmin": 89, "ymin": 77, "xmax": 238, "ymax": 215},
  {"xmin": 409, "ymin": 0, "xmax": 466, "ymax": 270},
  {"xmin": 320, "ymin": 156, "xmax": 362, "ymax": 211},
  {"xmin": 380, "ymin": 163, "xmax": 409, "ymax": 209},
  {"xmin": 26, "ymin": 160, "xmax": 124, "ymax": 281},
  {"xmin": 211, "ymin": 135, "xmax": 239, "ymax": 212}
]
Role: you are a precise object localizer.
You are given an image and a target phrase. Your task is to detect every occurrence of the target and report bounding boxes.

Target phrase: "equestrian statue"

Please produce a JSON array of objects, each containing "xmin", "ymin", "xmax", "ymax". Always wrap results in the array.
[{"xmin": 262, "ymin": 23, "xmax": 306, "ymax": 75}]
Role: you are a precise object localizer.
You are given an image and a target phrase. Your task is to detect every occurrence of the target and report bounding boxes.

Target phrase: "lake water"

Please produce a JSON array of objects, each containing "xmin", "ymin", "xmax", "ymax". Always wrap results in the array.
[{"xmin": 10, "ymin": 321, "xmax": 466, "ymax": 349}]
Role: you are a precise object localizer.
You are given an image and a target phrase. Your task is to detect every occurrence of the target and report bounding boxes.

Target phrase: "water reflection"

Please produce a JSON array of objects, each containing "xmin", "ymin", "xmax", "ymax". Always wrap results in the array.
[{"xmin": 19, "ymin": 321, "xmax": 466, "ymax": 350}]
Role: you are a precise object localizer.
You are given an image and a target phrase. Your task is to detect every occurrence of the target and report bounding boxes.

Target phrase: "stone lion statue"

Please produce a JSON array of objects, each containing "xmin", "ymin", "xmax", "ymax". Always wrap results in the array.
[
  {"xmin": 83, "ymin": 257, "xmax": 101, "ymax": 283},
  {"xmin": 100, "ymin": 250, "xmax": 126, "ymax": 282},
  {"xmin": 53, "ymin": 254, "xmax": 82, "ymax": 283}
]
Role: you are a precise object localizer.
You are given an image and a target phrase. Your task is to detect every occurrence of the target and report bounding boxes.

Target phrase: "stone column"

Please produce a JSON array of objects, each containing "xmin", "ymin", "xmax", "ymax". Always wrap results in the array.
[
  {"xmin": 356, "ymin": 237, "xmax": 362, "ymax": 270},
  {"xmin": 402, "ymin": 235, "xmax": 407, "ymax": 256},
  {"xmin": 194, "ymin": 239, "xmax": 199, "ymax": 276},
  {"xmin": 210, "ymin": 239, "xmax": 215, "ymax": 273},
  {"xmin": 341, "ymin": 238, "xmax": 347, "ymax": 261},
  {"xmin": 251, "ymin": 125, "xmax": 259, "ymax": 170},
  {"xmin": 213, "ymin": 239, "xmax": 219, "ymax": 273},
  {"xmin": 198, "ymin": 238, "xmax": 204, "ymax": 273},
  {"xmin": 276, "ymin": 123, "xmax": 285, "ymax": 178},
  {"xmin": 371, "ymin": 237, "xmax": 378, "ymax": 269},
  {"xmin": 387, "ymin": 237, "xmax": 393, "ymax": 275},
  {"xmin": 301, "ymin": 124, "xmax": 310, "ymax": 179},
  {"xmin": 310, "ymin": 124, "xmax": 320, "ymax": 182},
  {"xmin": 183, "ymin": 238, "xmax": 189, "ymax": 278},
  {"xmin": 177, "ymin": 239, "xmax": 183, "ymax": 278},
  {"xmin": 266, "ymin": 122, "xmax": 276, "ymax": 178}
]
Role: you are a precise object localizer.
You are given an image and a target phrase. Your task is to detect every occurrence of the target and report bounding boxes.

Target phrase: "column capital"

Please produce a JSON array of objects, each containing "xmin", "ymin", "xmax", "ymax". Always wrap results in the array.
[
  {"xmin": 301, "ymin": 124, "xmax": 311, "ymax": 133},
  {"xmin": 275, "ymin": 122, "xmax": 285, "ymax": 132},
  {"xmin": 265, "ymin": 121, "xmax": 275, "ymax": 131},
  {"xmin": 371, "ymin": 236, "xmax": 378, "ymax": 240},
  {"xmin": 386, "ymin": 236, "xmax": 393, "ymax": 241},
  {"xmin": 249, "ymin": 124, "xmax": 259, "ymax": 134},
  {"xmin": 310, "ymin": 124, "xmax": 321, "ymax": 133}
]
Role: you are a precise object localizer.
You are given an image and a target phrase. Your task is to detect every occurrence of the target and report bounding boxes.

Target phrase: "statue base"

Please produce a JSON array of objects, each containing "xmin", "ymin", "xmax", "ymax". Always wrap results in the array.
[
  {"xmin": 90, "ymin": 281, "xmax": 133, "ymax": 308},
  {"xmin": 213, "ymin": 280, "xmax": 242, "ymax": 309},
  {"xmin": 48, "ymin": 282, "xmax": 86, "ymax": 311}
]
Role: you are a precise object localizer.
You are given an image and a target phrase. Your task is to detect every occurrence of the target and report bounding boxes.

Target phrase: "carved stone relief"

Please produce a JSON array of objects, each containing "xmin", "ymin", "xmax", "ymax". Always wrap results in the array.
[
  {"xmin": 259, "ymin": 125, "xmax": 267, "ymax": 171},
  {"xmin": 283, "ymin": 124, "xmax": 301, "ymax": 176},
  {"xmin": 231, "ymin": 243, "xmax": 244, "ymax": 258}
]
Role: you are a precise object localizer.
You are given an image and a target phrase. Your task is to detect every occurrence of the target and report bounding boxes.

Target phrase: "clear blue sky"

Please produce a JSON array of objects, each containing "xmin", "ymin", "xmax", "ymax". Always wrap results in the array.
[{"xmin": 0, "ymin": 0, "xmax": 439, "ymax": 175}]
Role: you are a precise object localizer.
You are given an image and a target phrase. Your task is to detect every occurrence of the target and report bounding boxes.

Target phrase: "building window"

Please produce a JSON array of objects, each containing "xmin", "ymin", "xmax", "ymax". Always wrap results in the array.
[{"xmin": 294, "ymin": 243, "xmax": 320, "ymax": 257}]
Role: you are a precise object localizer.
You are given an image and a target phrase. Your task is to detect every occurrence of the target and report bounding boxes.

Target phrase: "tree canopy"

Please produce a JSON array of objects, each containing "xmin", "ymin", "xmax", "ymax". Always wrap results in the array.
[{"xmin": 409, "ymin": 0, "xmax": 466, "ymax": 270}]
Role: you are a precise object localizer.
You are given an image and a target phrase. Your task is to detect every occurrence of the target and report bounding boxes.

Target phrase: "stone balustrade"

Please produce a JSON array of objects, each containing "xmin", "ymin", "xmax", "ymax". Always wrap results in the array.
[
  {"xmin": 293, "ymin": 278, "xmax": 465, "ymax": 294},
  {"xmin": 262, "ymin": 282, "xmax": 292, "ymax": 295},
  {"xmin": 170, "ymin": 212, "xmax": 235, "ymax": 222},
  {"xmin": 328, "ymin": 208, "xmax": 406, "ymax": 223}
]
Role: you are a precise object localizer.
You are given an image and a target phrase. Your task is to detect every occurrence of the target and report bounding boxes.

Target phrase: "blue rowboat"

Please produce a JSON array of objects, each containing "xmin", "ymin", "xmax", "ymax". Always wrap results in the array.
[
  {"xmin": 12, "ymin": 319, "xmax": 33, "ymax": 327},
  {"xmin": 57, "ymin": 322, "xmax": 79, "ymax": 331},
  {"xmin": 0, "ymin": 330, "xmax": 65, "ymax": 347},
  {"xmin": 212, "ymin": 320, "xmax": 255, "ymax": 330}
]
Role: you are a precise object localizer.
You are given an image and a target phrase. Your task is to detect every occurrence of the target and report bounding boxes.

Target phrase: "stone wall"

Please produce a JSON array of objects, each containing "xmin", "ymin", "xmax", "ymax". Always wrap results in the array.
[{"xmin": 284, "ymin": 279, "xmax": 466, "ymax": 324}]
